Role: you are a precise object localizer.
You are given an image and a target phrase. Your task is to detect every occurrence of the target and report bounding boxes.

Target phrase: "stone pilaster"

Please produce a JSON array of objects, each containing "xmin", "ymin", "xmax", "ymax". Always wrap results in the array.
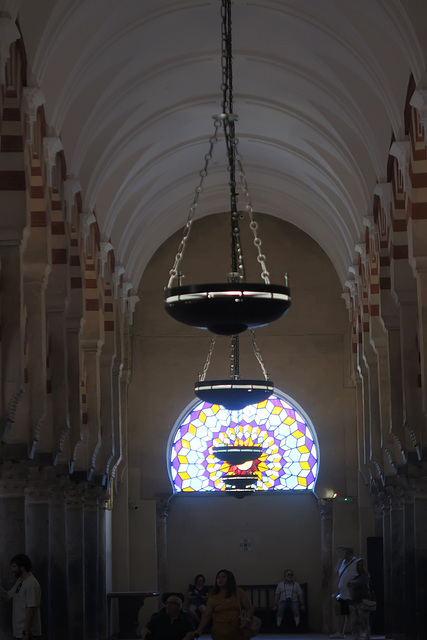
[
  {"xmin": 318, "ymin": 498, "xmax": 333, "ymax": 633},
  {"xmin": 156, "ymin": 496, "xmax": 171, "ymax": 594}
]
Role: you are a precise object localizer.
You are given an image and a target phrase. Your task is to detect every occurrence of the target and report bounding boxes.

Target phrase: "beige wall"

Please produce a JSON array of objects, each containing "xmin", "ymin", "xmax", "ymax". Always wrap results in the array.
[{"xmin": 119, "ymin": 213, "xmax": 364, "ymax": 631}]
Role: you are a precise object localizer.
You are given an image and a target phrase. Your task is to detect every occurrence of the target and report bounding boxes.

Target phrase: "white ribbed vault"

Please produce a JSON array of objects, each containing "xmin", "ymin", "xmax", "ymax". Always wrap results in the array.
[{"xmin": 15, "ymin": 0, "xmax": 427, "ymax": 289}]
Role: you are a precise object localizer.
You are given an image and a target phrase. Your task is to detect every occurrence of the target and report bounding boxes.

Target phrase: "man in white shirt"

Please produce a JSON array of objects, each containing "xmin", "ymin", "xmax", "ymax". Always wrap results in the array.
[
  {"xmin": 0, "ymin": 553, "xmax": 41, "ymax": 639},
  {"xmin": 330, "ymin": 546, "xmax": 357, "ymax": 639},
  {"xmin": 273, "ymin": 569, "xmax": 305, "ymax": 628}
]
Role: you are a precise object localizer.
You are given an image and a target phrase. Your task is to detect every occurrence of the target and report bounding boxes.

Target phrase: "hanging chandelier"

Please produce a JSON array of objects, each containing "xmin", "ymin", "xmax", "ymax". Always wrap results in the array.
[
  {"xmin": 164, "ymin": 0, "xmax": 291, "ymax": 337},
  {"xmin": 194, "ymin": 331, "xmax": 274, "ymax": 410}
]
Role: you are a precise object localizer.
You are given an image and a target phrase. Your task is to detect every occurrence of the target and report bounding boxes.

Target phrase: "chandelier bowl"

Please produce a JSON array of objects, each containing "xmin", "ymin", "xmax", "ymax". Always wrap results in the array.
[
  {"xmin": 164, "ymin": 283, "xmax": 291, "ymax": 335},
  {"xmin": 213, "ymin": 444, "xmax": 263, "ymax": 465},
  {"xmin": 195, "ymin": 379, "xmax": 274, "ymax": 410},
  {"xmin": 222, "ymin": 474, "xmax": 258, "ymax": 490}
]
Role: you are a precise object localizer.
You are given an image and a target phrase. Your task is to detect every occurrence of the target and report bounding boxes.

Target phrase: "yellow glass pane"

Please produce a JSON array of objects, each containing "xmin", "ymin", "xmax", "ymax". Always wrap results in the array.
[
  {"xmin": 292, "ymin": 429, "xmax": 304, "ymax": 439},
  {"xmin": 298, "ymin": 445, "xmax": 309, "ymax": 454}
]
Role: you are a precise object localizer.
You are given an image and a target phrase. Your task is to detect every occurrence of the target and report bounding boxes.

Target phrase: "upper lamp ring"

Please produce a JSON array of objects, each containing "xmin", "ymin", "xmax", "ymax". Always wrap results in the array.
[{"xmin": 164, "ymin": 282, "xmax": 291, "ymax": 335}]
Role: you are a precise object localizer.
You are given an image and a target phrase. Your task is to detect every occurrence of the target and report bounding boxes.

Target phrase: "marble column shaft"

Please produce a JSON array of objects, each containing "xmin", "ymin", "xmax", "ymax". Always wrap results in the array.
[
  {"xmin": 389, "ymin": 494, "xmax": 405, "ymax": 640},
  {"xmin": 414, "ymin": 495, "xmax": 427, "ymax": 640},
  {"xmin": 382, "ymin": 499, "xmax": 392, "ymax": 639},
  {"xmin": 49, "ymin": 490, "xmax": 70, "ymax": 639},
  {"xmin": 66, "ymin": 492, "xmax": 85, "ymax": 640},
  {"xmin": 84, "ymin": 495, "xmax": 100, "ymax": 640},
  {"xmin": 25, "ymin": 487, "xmax": 50, "ymax": 640}
]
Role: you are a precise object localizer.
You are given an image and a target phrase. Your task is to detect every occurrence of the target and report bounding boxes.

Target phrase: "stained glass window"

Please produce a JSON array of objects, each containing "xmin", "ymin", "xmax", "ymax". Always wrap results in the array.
[{"xmin": 169, "ymin": 393, "xmax": 318, "ymax": 492}]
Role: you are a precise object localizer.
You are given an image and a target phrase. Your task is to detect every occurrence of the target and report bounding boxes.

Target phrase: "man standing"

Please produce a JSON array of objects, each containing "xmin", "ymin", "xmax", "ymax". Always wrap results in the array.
[
  {"xmin": 330, "ymin": 546, "xmax": 357, "ymax": 639},
  {"xmin": 140, "ymin": 594, "xmax": 194, "ymax": 640},
  {"xmin": 0, "ymin": 554, "xmax": 41, "ymax": 639}
]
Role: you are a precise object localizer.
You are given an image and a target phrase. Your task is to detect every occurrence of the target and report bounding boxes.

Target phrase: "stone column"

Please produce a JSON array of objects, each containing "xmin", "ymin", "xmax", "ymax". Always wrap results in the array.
[
  {"xmin": 414, "ymin": 491, "xmax": 427, "ymax": 640},
  {"xmin": 318, "ymin": 498, "xmax": 333, "ymax": 633},
  {"xmin": 404, "ymin": 490, "xmax": 417, "ymax": 640},
  {"xmin": 98, "ymin": 497, "xmax": 109, "ymax": 640},
  {"xmin": 0, "ymin": 464, "xmax": 26, "ymax": 640},
  {"xmin": 381, "ymin": 493, "xmax": 392, "ymax": 639},
  {"xmin": 23, "ymin": 264, "xmax": 48, "ymax": 456},
  {"xmin": 25, "ymin": 472, "xmax": 50, "ymax": 640},
  {"xmin": 389, "ymin": 486, "xmax": 405, "ymax": 640},
  {"xmin": 47, "ymin": 305, "xmax": 70, "ymax": 464},
  {"xmin": 66, "ymin": 318, "xmax": 83, "ymax": 472},
  {"xmin": 49, "ymin": 483, "xmax": 70, "ymax": 639},
  {"xmin": 0, "ymin": 241, "xmax": 25, "ymax": 442},
  {"xmin": 84, "ymin": 489, "xmax": 100, "ymax": 640},
  {"xmin": 399, "ymin": 295, "xmax": 423, "ymax": 454},
  {"xmin": 66, "ymin": 484, "xmax": 86, "ymax": 640},
  {"xmin": 156, "ymin": 496, "xmax": 171, "ymax": 594}
]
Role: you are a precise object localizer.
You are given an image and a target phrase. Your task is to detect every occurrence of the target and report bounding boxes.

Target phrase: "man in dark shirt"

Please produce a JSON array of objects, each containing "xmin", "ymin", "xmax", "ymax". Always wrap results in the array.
[{"xmin": 141, "ymin": 595, "xmax": 194, "ymax": 640}]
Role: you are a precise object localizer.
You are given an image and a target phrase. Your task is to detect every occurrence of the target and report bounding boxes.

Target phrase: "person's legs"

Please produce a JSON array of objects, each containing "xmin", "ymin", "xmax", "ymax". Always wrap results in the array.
[
  {"xmin": 359, "ymin": 606, "xmax": 370, "ymax": 640},
  {"xmin": 291, "ymin": 600, "xmax": 300, "ymax": 626},
  {"xmin": 330, "ymin": 598, "xmax": 349, "ymax": 638},
  {"xmin": 189, "ymin": 603, "xmax": 199, "ymax": 621},
  {"xmin": 350, "ymin": 603, "xmax": 360, "ymax": 640},
  {"xmin": 276, "ymin": 600, "xmax": 285, "ymax": 627}
]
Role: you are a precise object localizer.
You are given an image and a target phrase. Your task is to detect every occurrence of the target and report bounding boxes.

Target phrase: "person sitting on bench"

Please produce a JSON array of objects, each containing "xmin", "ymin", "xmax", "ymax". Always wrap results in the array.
[
  {"xmin": 273, "ymin": 569, "xmax": 305, "ymax": 627},
  {"xmin": 140, "ymin": 594, "xmax": 195, "ymax": 640}
]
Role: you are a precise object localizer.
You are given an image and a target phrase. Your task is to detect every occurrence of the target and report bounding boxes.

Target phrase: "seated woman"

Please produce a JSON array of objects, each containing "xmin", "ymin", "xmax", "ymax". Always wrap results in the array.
[
  {"xmin": 194, "ymin": 569, "xmax": 253, "ymax": 640},
  {"xmin": 188, "ymin": 574, "xmax": 209, "ymax": 622}
]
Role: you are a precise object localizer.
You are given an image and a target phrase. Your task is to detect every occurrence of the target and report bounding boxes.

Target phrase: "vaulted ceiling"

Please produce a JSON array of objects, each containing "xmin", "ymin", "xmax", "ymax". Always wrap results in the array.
[{"xmin": 16, "ymin": 0, "xmax": 427, "ymax": 290}]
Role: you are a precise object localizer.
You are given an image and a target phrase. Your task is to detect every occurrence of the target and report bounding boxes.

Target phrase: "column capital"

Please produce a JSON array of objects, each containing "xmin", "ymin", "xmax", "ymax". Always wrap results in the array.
[
  {"xmin": 389, "ymin": 139, "xmax": 410, "ymax": 192},
  {"xmin": 43, "ymin": 136, "xmax": 63, "ymax": 188},
  {"xmin": 99, "ymin": 241, "xmax": 113, "ymax": 278},
  {"xmin": 79, "ymin": 211, "xmax": 96, "ymax": 253},
  {"xmin": 23, "ymin": 87, "xmax": 45, "ymax": 143},
  {"xmin": 64, "ymin": 177, "xmax": 81, "ymax": 223}
]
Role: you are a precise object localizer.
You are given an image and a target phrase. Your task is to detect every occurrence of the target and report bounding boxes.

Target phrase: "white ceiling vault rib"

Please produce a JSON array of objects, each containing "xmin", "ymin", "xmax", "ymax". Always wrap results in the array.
[{"xmin": 17, "ymin": 0, "xmax": 427, "ymax": 290}]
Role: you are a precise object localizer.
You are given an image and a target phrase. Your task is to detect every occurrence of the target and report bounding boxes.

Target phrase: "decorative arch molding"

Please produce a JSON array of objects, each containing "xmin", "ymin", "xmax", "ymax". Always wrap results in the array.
[{"xmin": 168, "ymin": 390, "xmax": 319, "ymax": 493}]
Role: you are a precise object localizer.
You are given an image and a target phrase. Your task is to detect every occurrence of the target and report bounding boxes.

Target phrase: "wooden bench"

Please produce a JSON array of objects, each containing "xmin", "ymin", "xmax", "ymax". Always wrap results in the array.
[{"xmin": 241, "ymin": 583, "xmax": 308, "ymax": 633}]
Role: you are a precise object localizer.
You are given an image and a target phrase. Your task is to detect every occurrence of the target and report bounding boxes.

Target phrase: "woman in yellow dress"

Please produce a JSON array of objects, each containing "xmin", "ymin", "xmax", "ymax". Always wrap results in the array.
[{"xmin": 194, "ymin": 569, "xmax": 253, "ymax": 640}]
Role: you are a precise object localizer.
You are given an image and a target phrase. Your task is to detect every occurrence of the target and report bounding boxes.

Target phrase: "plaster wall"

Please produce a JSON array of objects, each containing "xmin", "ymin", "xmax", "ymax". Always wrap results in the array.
[{"xmin": 121, "ymin": 213, "xmax": 361, "ymax": 631}]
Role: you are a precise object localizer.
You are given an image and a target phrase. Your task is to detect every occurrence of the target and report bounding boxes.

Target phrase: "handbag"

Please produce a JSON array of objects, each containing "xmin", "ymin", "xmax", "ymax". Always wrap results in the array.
[
  {"xmin": 361, "ymin": 599, "xmax": 376, "ymax": 611},
  {"xmin": 239, "ymin": 611, "xmax": 262, "ymax": 638},
  {"xmin": 361, "ymin": 582, "xmax": 376, "ymax": 611}
]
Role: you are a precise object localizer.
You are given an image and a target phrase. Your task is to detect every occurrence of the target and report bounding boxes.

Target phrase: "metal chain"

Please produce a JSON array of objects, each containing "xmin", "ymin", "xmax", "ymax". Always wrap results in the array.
[
  {"xmin": 221, "ymin": 0, "xmax": 245, "ymax": 281},
  {"xmin": 198, "ymin": 337, "xmax": 217, "ymax": 381},
  {"xmin": 250, "ymin": 330, "xmax": 269, "ymax": 380},
  {"xmin": 230, "ymin": 334, "xmax": 240, "ymax": 379},
  {"xmin": 167, "ymin": 120, "xmax": 221, "ymax": 288},
  {"xmin": 235, "ymin": 147, "xmax": 271, "ymax": 284}
]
